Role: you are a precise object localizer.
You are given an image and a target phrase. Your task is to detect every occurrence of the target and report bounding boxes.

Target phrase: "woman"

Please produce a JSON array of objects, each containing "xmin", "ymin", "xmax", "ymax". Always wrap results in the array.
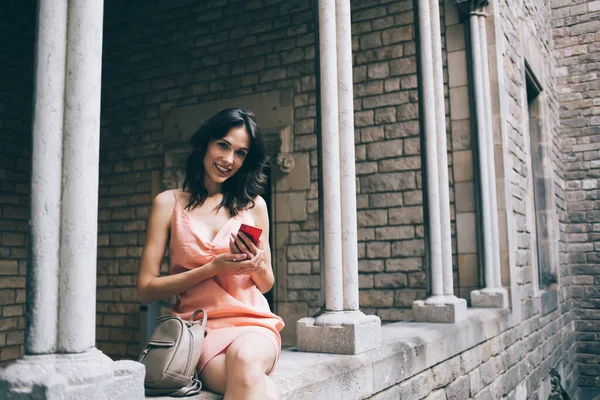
[{"xmin": 137, "ymin": 108, "xmax": 284, "ymax": 400}]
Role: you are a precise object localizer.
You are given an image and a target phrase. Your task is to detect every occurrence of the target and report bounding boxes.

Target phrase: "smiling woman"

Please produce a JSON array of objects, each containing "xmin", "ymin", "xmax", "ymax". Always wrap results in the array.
[{"xmin": 137, "ymin": 108, "xmax": 284, "ymax": 400}]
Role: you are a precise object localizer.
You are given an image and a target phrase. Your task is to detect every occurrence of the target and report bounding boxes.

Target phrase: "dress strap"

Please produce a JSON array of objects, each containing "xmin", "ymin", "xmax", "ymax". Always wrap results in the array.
[
  {"xmin": 170, "ymin": 190, "xmax": 183, "ymax": 227},
  {"xmin": 173, "ymin": 189, "xmax": 191, "ymax": 210},
  {"xmin": 172, "ymin": 189, "xmax": 181, "ymax": 206}
]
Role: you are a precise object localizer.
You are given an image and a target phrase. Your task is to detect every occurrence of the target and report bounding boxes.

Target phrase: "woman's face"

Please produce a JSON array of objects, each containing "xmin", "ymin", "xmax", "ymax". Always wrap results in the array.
[{"xmin": 203, "ymin": 126, "xmax": 250, "ymax": 185}]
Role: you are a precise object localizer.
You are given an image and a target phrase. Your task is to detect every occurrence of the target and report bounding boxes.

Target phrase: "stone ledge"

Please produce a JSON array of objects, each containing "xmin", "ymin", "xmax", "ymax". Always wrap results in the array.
[
  {"xmin": 0, "ymin": 349, "xmax": 145, "ymax": 400},
  {"xmin": 147, "ymin": 308, "xmax": 515, "ymax": 400}
]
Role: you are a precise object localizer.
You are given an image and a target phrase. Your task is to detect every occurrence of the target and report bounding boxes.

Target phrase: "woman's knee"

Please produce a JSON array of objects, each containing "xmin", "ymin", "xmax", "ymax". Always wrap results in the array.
[
  {"xmin": 226, "ymin": 343, "xmax": 264, "ymax": 370},
  {"xmin": 227, "ymin": 334, "xmax": 275, "ymax": 369},
  {"xmin": 225, "ymin": 343, "xmax": 269, "ymax": 387}
]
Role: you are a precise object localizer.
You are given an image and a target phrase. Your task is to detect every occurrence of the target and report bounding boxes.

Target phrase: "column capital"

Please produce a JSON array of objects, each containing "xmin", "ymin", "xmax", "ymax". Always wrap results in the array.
[{"xmin": 453, "ymin": 0, "xmax": 488, "ymax": 16}]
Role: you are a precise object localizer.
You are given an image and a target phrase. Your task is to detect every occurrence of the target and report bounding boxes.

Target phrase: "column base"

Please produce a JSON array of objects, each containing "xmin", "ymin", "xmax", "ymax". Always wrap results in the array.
[
  {"xmin": 471, "ymin": 287, "xmax": 509, "ymax": 308},
  {"xmin": 412, "ymin": 296, "xmax": 467, "ymax": 323},
  {"xmin": 0, "ymin": 348, "xmax": 145, "ymax": 400},
  {"xmin": 296, "ymin": 310, "xmax": 381, "ymax": 354}
]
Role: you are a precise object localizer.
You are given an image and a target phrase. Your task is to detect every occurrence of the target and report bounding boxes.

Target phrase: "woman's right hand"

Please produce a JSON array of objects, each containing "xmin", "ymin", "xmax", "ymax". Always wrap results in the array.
[{"xmin": 210, "ymin": 252, "xmax": 265, "ymax": 275}]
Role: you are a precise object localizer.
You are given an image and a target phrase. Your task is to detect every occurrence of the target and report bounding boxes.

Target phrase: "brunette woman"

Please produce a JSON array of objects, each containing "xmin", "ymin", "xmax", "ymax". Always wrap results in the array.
[{"xmin": 137, "ymin": 108, "xmax": 283, "ymax": 400}]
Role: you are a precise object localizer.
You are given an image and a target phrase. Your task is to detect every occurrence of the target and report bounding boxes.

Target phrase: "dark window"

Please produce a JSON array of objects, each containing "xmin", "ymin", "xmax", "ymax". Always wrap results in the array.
[{"xmin": 525, "ymin": 61, "xmax": 558, "ymax": 300}]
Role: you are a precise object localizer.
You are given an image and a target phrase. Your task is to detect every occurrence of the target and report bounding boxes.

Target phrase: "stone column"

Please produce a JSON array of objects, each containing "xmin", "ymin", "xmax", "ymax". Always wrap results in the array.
[
  {"xmin": 0, "ymin": 1, "xmax": 144, "ymax": 398},
  {"xmin": 430, "ymin": 0, "xmax": 461, "ymax": 305},
  {"xmin": 297, "ymin": 0, "xmax": 381, "ymax": 355},
  {"xmin": 417, "ymin": 0, "xmax": 444, "ymax": 306},
  {"xmin": 469, "ymin": 3, "xmax": 508, "ymax": 308},
  {"xmin": 413, "ymin": 0, "xmax": 467, "ymax": 323},
  {"xmin": 25, "ymin": 0, "xmax": 68, "ymax": 355},
  {"xmin": 59, "ymin": 0, "xmax": 105, "ymax": 352},
  {"xmin": 479, "ymin": 12, "xmax": 506, "ymax": 300},
  {"xmin": 469, "ymin": 11, "xmax": 494, "ymax": 291},
  {"xmin": 336, "ymin": 0, "xmax": 359, "ymax": 311},
  {"xmin": 316, "ymin": 0, "xmax": 344, "ymax": 312}
]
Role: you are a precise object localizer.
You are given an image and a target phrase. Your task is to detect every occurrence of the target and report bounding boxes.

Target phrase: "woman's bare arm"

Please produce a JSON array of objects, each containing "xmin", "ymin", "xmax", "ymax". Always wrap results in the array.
[
  {"xmin": 137, "ymin": 191, "xmax": 219, "ymax": 304},
  {"xmin": 249, "ymin": 196, "xmax": 275, "ymax": 294}
]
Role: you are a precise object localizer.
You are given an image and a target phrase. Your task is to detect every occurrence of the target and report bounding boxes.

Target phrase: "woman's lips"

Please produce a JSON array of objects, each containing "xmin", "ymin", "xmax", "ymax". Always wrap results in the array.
[{"xmin": 215, "ymin": 163, "xmax": 232, "ymax": 176}]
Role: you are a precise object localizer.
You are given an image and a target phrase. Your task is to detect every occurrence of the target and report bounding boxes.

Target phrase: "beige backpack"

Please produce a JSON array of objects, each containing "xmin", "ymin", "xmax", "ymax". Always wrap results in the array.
[{"xmin": 139, "ymin": 309, "xmax": 207, "ymax": 396}]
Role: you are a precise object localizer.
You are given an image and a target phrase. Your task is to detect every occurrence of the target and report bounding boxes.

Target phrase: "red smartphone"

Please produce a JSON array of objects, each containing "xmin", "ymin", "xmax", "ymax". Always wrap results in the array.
[{"xmin": 238, "ymin": 224, "xmax": 262, "ymax": 246}]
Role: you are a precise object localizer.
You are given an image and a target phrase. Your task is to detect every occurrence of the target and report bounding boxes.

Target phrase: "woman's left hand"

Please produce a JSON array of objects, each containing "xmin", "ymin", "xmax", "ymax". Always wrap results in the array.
[
  {"xmin": 230, "ymin": 232, "xmax": 267, "ymax": 275},
  {"xmin": 230, "ymin": 231, "xmax": 262, "ymax": 259}
]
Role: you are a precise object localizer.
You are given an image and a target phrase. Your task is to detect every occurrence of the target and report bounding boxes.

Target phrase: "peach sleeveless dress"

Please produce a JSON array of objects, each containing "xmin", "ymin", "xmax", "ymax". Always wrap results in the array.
[{"xmin": 169, "ymin": 191, "xmax": 284, "ymax": 373}]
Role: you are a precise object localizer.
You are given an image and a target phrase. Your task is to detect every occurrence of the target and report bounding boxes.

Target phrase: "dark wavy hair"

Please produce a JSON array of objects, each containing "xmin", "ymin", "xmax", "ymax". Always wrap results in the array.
[{"xmin": 182, "ymin": 108, "xmax": 267, "ymax": 215}]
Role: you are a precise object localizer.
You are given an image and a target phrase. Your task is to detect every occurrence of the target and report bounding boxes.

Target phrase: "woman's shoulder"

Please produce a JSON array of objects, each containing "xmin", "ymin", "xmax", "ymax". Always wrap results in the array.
[
  {"xmin": 153, "ymin": 189, "xmax": 179, "ymax": 211},
  {"xmin": 146, "ymin": 190, "xmax": 179, "ymax": 229},
  {"xmin": 246, "ymin": 195, "xmax": 268, "ymax": 219},
  {"xmin": 252, "ymin": 195, "xmax": 267, "ymax": 208}
]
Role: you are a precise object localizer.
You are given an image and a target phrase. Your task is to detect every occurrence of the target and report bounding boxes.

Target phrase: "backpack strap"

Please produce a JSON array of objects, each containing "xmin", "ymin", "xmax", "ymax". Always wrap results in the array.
[
  {"xmin": 171, "ymin": 375, "xmax": 202, "ymax": 397},
  {"xmin": 187, "ymin": 309, "xmax": 207, "ymax": 328}
]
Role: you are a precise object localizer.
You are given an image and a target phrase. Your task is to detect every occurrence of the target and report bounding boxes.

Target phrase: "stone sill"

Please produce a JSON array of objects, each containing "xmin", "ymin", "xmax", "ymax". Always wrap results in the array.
[{"xmin": 148, "ymin": 308, "xmax": 514, "ymax": 400}]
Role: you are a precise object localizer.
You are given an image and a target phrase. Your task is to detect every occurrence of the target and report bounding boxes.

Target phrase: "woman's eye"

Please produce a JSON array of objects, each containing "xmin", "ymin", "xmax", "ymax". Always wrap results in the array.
[
  {"xmin": 236, "ymin": 151, "xmax": 247, "ymax": 157},
  {"xmin": 218, "ymin": 142, "xmax": 228, "ymax": 149}
]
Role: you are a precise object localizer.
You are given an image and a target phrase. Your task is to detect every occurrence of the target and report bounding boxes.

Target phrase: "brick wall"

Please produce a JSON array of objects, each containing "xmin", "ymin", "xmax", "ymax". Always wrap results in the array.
[
  {"xmin": 552, "ymin": 0, "xmax": 600, "ymax": 390},
  {"xmin": 0, "ymin": 2, "xmax": 35, "ymax": 365}
]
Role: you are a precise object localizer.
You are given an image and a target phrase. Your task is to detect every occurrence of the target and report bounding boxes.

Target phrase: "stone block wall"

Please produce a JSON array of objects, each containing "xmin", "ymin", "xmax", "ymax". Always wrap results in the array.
[
  {"xmin": 0, "ymin": 2, "xmax": 35, "ymax": 365},
  {"xmin": 552, "ymin": 0, "xmax": 600, "ymax": 390},
  {"xmin": 371, "ymin": 313, "xmax": 576, "ymax": 399},
  {"xmin": 496, "ymin": 0, "xmax": 568, "ymax": 315}
]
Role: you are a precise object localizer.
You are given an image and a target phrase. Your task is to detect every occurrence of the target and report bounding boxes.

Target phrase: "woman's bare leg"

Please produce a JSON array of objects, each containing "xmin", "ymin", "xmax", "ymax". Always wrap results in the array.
[
  {"xmin": 223, "ymin": 332, "xmax": 279, "ymax": 400},
  {"xmin": 265, "ymin": 375, "xmax": 280, "ymax": 400},
  {"xmin": 199, "ymin": 353, "xmax": 227, "ymax": 394}
]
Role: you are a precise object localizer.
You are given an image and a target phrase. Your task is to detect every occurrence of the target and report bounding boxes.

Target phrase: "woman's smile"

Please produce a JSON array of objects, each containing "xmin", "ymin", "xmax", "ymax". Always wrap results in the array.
[{"xmin": 214, "ymin": 162, "xmax": 232, "ymax": 176}]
